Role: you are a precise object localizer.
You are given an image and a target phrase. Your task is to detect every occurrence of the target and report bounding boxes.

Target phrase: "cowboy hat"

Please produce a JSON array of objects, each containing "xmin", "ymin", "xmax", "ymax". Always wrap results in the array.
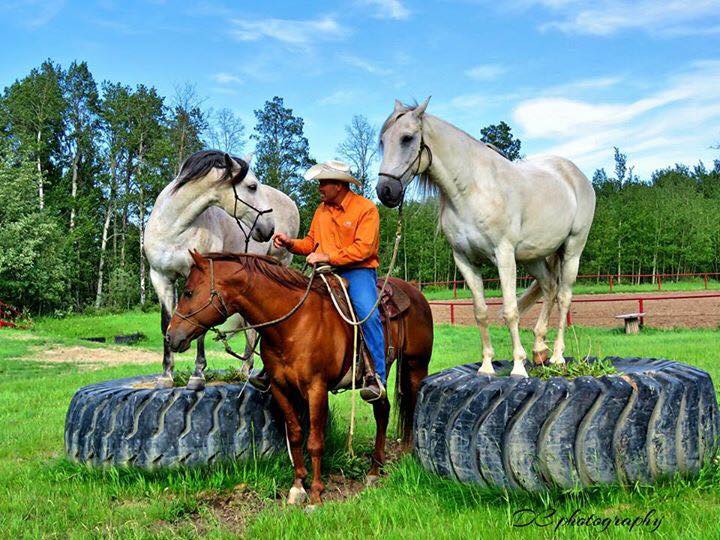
[{"xmin": 304, "ymin": 159, "xmax": 362, "ymax": 188}]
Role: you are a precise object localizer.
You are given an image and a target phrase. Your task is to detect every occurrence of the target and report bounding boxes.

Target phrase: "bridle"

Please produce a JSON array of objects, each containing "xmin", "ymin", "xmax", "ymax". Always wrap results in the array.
[
  {"xmin": 230, "ymin": 159, "xmax": 274, "ymax": 251},
  {"xmin": 173, "ymin": 259, "xmax": 230, "ymax": 333},
  {"xmin": 377, "ymin": 119, "xmax": 433, "ymax": 206}
]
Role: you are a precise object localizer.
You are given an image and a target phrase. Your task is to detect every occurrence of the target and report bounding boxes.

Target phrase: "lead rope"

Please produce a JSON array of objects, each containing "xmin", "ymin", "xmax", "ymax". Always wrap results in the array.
[{"xmin": 318, "ymin": 273, "xmax": 360, "ymax": 456}]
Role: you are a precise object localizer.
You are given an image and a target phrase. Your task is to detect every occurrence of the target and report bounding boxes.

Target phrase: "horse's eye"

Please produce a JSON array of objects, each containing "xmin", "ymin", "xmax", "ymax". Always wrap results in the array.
[
  {"xmin": 183, "ymin": 290, "xmax": 193, "ymax": 299},
  {"xmin": 401, "ymin": 135, "xmax": 413, "ymax": 145},
  {"xmin": 248, "ymin": 183, "xmax": 258, "ymax": 192}
]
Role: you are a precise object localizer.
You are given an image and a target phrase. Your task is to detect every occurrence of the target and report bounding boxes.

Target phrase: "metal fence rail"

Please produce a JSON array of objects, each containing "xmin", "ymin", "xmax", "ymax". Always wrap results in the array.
[
  {"xmin": 413, "ymin": 271, "xmax": 720, "ymax": 297},
  {"xmin": 429, "ymin": 292, "xmax": 720, "ymax": 326}
]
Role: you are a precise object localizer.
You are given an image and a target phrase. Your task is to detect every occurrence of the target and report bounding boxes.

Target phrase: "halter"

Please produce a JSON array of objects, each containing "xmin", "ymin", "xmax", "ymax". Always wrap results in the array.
[
  {"xmin": 230, "ymin": 160, "xmax": 274, "ymax": 251},
  {"xmin": 377, "ymin": 121, "xmax": 433, "ymax": 206},
  {"xmin": 173, "ymin": 259, "xmax": 230, "ymax": 332}
]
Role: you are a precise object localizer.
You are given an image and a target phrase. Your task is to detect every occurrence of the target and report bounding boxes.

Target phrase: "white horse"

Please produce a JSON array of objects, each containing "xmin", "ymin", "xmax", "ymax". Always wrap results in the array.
[
  {"xmin": 145, "ymin": 150, "xmax": 299, "ymax": 389},
  {"xmin": 376, "ymin": 99, "xmax": 596, "ymax": 377}
]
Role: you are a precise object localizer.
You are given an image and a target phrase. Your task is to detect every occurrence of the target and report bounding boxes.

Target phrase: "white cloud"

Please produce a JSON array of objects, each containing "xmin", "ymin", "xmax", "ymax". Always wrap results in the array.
[
  {"xmin": 514, "ymin": 60, "xmax": 720, "ymax": 176},
  {"xmin": 318, "ymin": 90, "xmax": 358, "ymax": 105},
  {"xmin": 229, "ymin": 15, "xmax": 346, "ymax": 46},
  {"xmin": 212, "ymin": 72, "xmax": 243, "ymax": 84},
  {"xmin": 2, "ymin": 0, "xmax": 65, "ymax": 28},
  {"xmin": 360, "ymin": 0, "xmax": 410, "ymax": 20},
  {"xmin": 464, "ymin": 64, "xmax": 507, "ymax": 81},
  {"xmin": 338, "ymin": 54, "xmax": 392, "ymax": 75},
  {"xmin": 524, "ymin": 0, "xmax": 720, "ymax": 37}
]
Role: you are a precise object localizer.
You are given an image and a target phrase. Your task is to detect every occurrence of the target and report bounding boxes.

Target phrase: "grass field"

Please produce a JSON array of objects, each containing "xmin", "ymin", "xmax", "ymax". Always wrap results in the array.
[
  {"xmin": 421, "ymin": 277, "xmax": 720, "ymax": 301},
  {"xmin": 1, "ymin": 310, "xmax": 719, "ymax": 538}
]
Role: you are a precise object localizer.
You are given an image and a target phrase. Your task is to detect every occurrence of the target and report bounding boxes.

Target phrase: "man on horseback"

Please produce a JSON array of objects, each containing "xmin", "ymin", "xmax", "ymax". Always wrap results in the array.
[{"xmin": 251, "ymin": 160, "xmax": 386, "ymax": 402}]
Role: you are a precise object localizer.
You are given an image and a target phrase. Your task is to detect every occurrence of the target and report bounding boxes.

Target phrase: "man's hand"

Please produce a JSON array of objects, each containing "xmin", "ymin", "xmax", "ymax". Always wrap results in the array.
[
  {"xmin": 273, "ymin": 232, "xmax": 292, "ymax": 249},
  {"xmin": 306, "ymin": 252, "xmax": 330, "ymax": 266}
]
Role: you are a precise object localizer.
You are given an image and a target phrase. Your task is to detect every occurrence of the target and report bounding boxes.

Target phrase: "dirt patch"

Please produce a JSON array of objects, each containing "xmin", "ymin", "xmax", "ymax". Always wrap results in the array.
[
  {"xmin": 0, "ymin": 330, "xmax": 37, "ymax": 341},
  {"xmin": 431, "ymin": 290, "xmax": 720, "ymax": 329},
  {"xmin": 196, "ymin": 484, "xmax": 270, "ymax": 536},
  {"xmin": 30, "ymin": 345, "xmax": 158, "ymax": 369},
  {"xmin": 317, "ymin": 473, "xmax": 367, "ymax": 503}
]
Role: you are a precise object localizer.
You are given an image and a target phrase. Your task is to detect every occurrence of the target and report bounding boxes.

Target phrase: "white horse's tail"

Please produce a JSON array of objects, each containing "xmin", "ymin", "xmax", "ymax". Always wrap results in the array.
[
  {"xmin": 517, "ymin": 280, "xmax": 542, "ymax": 316},
  {"xmin": 517, "ymin": 252, "xmax": 562, "ymax": 316}
]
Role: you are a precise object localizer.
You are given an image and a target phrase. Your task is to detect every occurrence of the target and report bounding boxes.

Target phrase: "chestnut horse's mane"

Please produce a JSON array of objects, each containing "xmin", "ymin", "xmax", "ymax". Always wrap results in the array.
[{"xmin": 203, "ymin": 252, "xmax": 334, "ymax": 297}]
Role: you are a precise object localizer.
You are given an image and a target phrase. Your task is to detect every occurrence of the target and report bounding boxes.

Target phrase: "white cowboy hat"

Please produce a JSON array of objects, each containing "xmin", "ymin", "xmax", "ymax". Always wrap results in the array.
[{"xmin": 304, "ymin": 159, "xmax": 362, "ymax": 188}]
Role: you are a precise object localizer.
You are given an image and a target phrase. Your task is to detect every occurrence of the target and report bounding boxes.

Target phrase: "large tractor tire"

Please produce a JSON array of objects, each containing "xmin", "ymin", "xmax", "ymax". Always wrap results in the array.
[
  {"xmin": 65, "ymin": 374, "xmax": 284, "ymax": 469},
  {"xmin": 414, "ymin": 358, "xmax": 720, "ymax": 491}
]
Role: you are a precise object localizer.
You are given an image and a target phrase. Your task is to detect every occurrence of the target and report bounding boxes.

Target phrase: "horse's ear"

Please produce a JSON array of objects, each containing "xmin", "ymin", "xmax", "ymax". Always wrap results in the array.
[
  {"xmin": 223, "ymin": 152, "xmax": 234, "ymax": 171},
  {"xmin": 414, "ymin": 96, "xmax": 431, "ymax": 118},
  {"xmin": 394, "ymin": 99, "xmax": 405, "ymax": 113},
  {"xmin": 189, "ymin": 249, "xmax": 205, "ymax": 267}
]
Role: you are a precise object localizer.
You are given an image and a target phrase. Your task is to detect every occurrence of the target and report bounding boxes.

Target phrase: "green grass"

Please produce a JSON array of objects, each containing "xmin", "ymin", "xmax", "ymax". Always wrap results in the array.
[
  {"xmin": 1, "ymin": 311, "xmax": 719, "ymax": 538},
  {"xmin": 421, "ymin": 277, "xmax": 720, "ymax": 301}
]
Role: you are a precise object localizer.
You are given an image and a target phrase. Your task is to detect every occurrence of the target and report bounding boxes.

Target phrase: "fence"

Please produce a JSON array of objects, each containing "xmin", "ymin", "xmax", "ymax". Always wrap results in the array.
[
  {"xmin": 429, "ymin": 292, "xmax": 720, "ymax": 327},
  {"xmin": 0, "ymin": 300, "xmax": 19, "ymax": 328},
  {"xmin": 414, "ymin": 271, "xmax": 720, "ymax": 298}
]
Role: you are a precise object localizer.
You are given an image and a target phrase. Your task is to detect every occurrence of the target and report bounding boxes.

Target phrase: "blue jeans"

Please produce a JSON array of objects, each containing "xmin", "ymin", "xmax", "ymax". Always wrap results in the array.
[{"xmin": 336, "ymin": 268, "xmax": 386, "ymax": 383}]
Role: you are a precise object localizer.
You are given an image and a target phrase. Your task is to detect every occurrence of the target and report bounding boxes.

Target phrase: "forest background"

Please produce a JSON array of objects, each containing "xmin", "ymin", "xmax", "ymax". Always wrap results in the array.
[{"xmin": 1, "ymin": 60, "xmax": 719, "ymax": 314}]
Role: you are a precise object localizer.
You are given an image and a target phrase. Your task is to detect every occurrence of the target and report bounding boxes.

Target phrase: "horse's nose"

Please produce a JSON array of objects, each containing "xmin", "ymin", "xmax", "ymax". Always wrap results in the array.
[{"xmin": 377, "ymin": 180, "xmax": 401, "ymax": 208}]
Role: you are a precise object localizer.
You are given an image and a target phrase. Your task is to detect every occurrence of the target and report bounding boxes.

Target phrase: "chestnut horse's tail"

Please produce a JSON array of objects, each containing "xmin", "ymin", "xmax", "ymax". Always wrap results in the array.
[{"xmin": 395, "ymin": 352, "xmax": 415, "ymax": 447}]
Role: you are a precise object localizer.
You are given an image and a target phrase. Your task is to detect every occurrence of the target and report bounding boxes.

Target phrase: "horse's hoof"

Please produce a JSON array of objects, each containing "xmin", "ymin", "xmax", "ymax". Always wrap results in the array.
[
  {"xmin": 287, "ymin": 486, "xmax": 308, "ymax": 505},
  {"xmin": 510, "ymin": 367, "xmax": 529, "ymax": 377},
  {"xmin": 533, "ymin": 349, "xmax": 549, "ymax": 366},
  {"xmin": 548, "ymin": 356, "xmax": 565, "ymax": 366},
  {"xmin": 186, "ymin": 376, "xmax": 206, "ymax": 391},
  {"xmin": 365, "ymin": 474, "xmax": 380, "ymax": 487},
  {"xmin": 155, "ymin": 376, "xmax": 174, "ymax": 389},
  {"xmin": 477, "ymin": 365, "xmax": 495, "ymax": 376},
  {"xmin": 305, "ymin": 504, "xmax": 318, "ymax": 513}
]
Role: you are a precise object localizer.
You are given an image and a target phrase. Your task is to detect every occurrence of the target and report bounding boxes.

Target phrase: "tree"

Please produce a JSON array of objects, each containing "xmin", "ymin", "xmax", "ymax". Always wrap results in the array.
[
  {"xmin": 251, "ymin": 97, "xmax": 314, "ymax": 224},
  {"xmin": 479, "ymin": 121, "xmax": 522, "ymax": 161},
  {"xmin": 2, "ymin": 60, "xmax": 66, "ymax": 209},
  {"xmin": 62, "ymin": 61, "xmax": 99, "ymax": 230},
  {"xmin": 168, "ymin": 83, "xmax": 207, "ymax": 175},
  {"xmin": 337, "ymin": 114, "xmax": 378, "ymax": 198},
  {"xmin": 205, "ymin": 107, "xmax": 246, "ymax": 155}
]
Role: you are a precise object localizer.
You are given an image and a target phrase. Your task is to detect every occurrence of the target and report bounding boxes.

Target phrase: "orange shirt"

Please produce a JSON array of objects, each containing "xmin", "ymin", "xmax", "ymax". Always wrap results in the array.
[{"xmin": 289, "ymin": 190, "xmax": 380, "ymax": 269}]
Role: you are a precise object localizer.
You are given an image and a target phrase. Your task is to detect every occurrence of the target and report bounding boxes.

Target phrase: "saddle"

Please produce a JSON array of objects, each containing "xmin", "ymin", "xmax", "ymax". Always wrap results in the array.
[
  {"xmin": 376, "ymin": 278, "xmax": 412, "ymax": 321},
  {"xmin": 324, "ymin": 276, "xmax": 410, "ymax": 393}
]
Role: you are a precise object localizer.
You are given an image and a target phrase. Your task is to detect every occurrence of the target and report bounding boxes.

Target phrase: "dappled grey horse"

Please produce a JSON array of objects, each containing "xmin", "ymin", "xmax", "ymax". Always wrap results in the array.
[
  {"xmin": 376, "ymin": 99, "xmax": 596, "ymax": 377},
  {"xmin": 145, "ymin": 150, "xmax": 299, "ymax": 389}
]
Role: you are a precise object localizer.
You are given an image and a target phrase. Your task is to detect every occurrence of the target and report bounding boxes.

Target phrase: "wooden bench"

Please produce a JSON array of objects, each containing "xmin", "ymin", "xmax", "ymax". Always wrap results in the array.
[{"xmin": 615, "ymin": 312, "xmax": 645, "ymax": 334}]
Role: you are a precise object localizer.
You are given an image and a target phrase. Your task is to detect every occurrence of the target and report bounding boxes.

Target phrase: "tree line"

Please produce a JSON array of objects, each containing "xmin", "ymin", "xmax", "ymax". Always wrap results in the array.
[{"xmin": 0, "ymin": 60, "xmax": 718, "ymax": 314}]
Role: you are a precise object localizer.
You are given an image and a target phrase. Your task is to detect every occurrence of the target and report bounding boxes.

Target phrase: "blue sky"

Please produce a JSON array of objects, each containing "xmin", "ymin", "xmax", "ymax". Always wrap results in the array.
[{"xmin": 2, "ymin": 0, "xmax": 720, "ymax": 179}]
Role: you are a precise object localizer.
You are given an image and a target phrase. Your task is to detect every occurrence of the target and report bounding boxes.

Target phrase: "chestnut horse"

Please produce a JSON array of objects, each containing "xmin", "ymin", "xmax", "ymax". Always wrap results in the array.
[{"xmin": 166, "ymin": 251, "xmax": 433, "ymax": 505}]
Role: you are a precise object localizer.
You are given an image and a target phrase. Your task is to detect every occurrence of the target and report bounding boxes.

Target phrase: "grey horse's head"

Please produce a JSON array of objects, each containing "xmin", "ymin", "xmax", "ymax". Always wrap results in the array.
[
  {"xmin": 175, "ymin": 150, "xmax": 275, "ymax": 242},
  {"xmin": 376, "ymin": 97, "xmax": 431, "ymax": 208}
]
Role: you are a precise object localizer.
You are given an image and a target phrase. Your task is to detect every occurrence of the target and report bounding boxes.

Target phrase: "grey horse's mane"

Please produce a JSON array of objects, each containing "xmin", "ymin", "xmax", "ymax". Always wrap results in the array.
[{"xmin": 172, "ymin": 150, "xmax": 242, "ymax": 194}]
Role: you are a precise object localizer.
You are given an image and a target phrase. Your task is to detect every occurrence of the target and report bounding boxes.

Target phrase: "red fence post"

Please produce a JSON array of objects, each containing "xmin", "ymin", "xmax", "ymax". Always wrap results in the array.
[
  {"xmin": 450, "ymin": 303, "xmax": 455, "ymax": 325},
  {"xmin": 657, "ymin": 276, "xmax": 662, "ymax": 290},
  {"xmin": 609, "ymin": 276, "xmax": 614, "ymax": 292},
  {"xmin": 639, "ymin": 298, "xmax": 644, "ymax": 326},
  {"xmin": 566, "ymin": 310, "xmax": 572, "ymax": 327}
]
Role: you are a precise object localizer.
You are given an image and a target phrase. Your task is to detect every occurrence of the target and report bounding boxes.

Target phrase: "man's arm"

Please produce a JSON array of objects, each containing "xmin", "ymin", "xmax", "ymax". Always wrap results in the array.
[
  {"xmin": 286, "ymin": 209, "xmax": 318, "ymax": 255},
  {"xmin": 326, "ymin": 205, "xmax": 379, "ymax": 266}
]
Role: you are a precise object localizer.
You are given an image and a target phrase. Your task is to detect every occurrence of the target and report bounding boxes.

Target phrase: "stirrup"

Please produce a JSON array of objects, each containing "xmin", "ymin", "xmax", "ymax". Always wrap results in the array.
[
  {"xmin": 248, "ymin": 368, "xmax": 271, "ymax": 393},
  {"xmin": 360, "ymin": 376, "xmax": 386, "ymax": 403}
]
